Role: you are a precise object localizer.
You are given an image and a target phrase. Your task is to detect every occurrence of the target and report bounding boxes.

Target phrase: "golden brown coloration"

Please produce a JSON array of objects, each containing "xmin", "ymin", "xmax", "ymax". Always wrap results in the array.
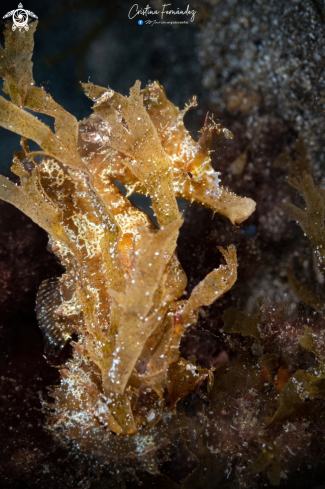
[
  {"xmin": 0, "ymin": 21, "xmax": 253, "ymax": 466},
  {"xmin": 81, "ymin": 81, "xmax": 256, "ymax": 225}
]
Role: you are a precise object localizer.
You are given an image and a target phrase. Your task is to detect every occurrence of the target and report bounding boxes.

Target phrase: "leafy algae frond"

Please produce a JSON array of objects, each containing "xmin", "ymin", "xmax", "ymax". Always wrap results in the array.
[
  {"xmin": 280, "ymin": 139, "xmax": 325, "ymax": 311},
  {"xmin": 180, "ymin": 143, "xmax": 325, "ymax": 488},
  {"xmin": 0, "ymin": 21, "xmax": 253, "ymax": 469},
  {"xmin": 178, "ymin": 301, "xmax": 325, "ymax": 488}
]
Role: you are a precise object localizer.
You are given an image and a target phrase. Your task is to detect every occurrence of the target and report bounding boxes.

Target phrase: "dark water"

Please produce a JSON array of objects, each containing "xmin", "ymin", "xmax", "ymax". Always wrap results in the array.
[{"xmin": 0, "ymin": 1, "xmax": 325, "ymax": 488}]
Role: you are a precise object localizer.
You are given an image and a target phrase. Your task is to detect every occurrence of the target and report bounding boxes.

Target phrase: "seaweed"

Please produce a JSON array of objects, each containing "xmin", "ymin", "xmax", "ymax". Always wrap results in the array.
[
  {"xmin": 2, "ymin": 15, "xmax": 325, "ymax": 489},
  {"xmin": 276, "ymin": 140, "xmax": 325, "ymax": 313},
  {"xmin": 177, "ymin": 296, "xmax": 325, "ymax": 487},
  {"xmin": 0, "ymin": 19, "xmax": 254, "ymax": 476}
]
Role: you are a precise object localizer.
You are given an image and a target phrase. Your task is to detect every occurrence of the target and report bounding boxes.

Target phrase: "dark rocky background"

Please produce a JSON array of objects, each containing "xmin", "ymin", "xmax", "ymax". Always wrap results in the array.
[{"xmin": 0, "ymin": 0, "xmax": 325, "ymax": 488}]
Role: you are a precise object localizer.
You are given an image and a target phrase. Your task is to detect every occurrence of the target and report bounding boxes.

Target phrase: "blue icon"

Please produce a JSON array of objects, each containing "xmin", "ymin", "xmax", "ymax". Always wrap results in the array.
[{"xmin": 138, "ymin": 19, "xmax": 143, "ymax": 25}]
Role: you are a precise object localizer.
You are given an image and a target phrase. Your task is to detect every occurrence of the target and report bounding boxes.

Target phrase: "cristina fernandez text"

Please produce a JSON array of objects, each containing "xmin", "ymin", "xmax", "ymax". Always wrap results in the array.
[{"xmin": 128, "ymin": 4, "xmax": 197, "ymax": 22}]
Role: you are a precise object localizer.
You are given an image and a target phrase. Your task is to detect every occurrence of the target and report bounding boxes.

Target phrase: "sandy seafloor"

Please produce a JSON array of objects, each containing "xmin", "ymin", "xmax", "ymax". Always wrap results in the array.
[{"xmin": 0, "ymin": 0, "xmax": 325, "ymax": 488}]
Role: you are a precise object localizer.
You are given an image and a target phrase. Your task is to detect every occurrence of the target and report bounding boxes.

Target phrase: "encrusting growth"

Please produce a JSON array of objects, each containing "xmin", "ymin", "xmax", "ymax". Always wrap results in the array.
[{"xmin": 0, "ymin": 22, "xmax": 254, "ymax": 469}]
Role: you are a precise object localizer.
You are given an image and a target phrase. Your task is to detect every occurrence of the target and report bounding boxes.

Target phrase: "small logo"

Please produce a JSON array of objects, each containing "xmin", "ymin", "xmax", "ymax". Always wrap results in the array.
[
  {"xmin": 3, "ymin": 3, "xmax": 38, "ymax": 31},
  {"xmin": 138, "ymin": 19, "xmax": 143, "ymax": 25}
]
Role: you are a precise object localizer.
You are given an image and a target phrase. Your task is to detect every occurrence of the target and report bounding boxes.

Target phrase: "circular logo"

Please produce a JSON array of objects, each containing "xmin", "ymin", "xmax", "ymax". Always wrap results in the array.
[
  {"xmin": 3, "ymin": 3, "xmax": 38, "ymax": 32},
  {"xmin": 138, "ymin": 19, "xmax": 143, "ymax": 25},
  {"xmin": 13, "ymin": 8, "xmax": 28, "ymax": 30}
]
